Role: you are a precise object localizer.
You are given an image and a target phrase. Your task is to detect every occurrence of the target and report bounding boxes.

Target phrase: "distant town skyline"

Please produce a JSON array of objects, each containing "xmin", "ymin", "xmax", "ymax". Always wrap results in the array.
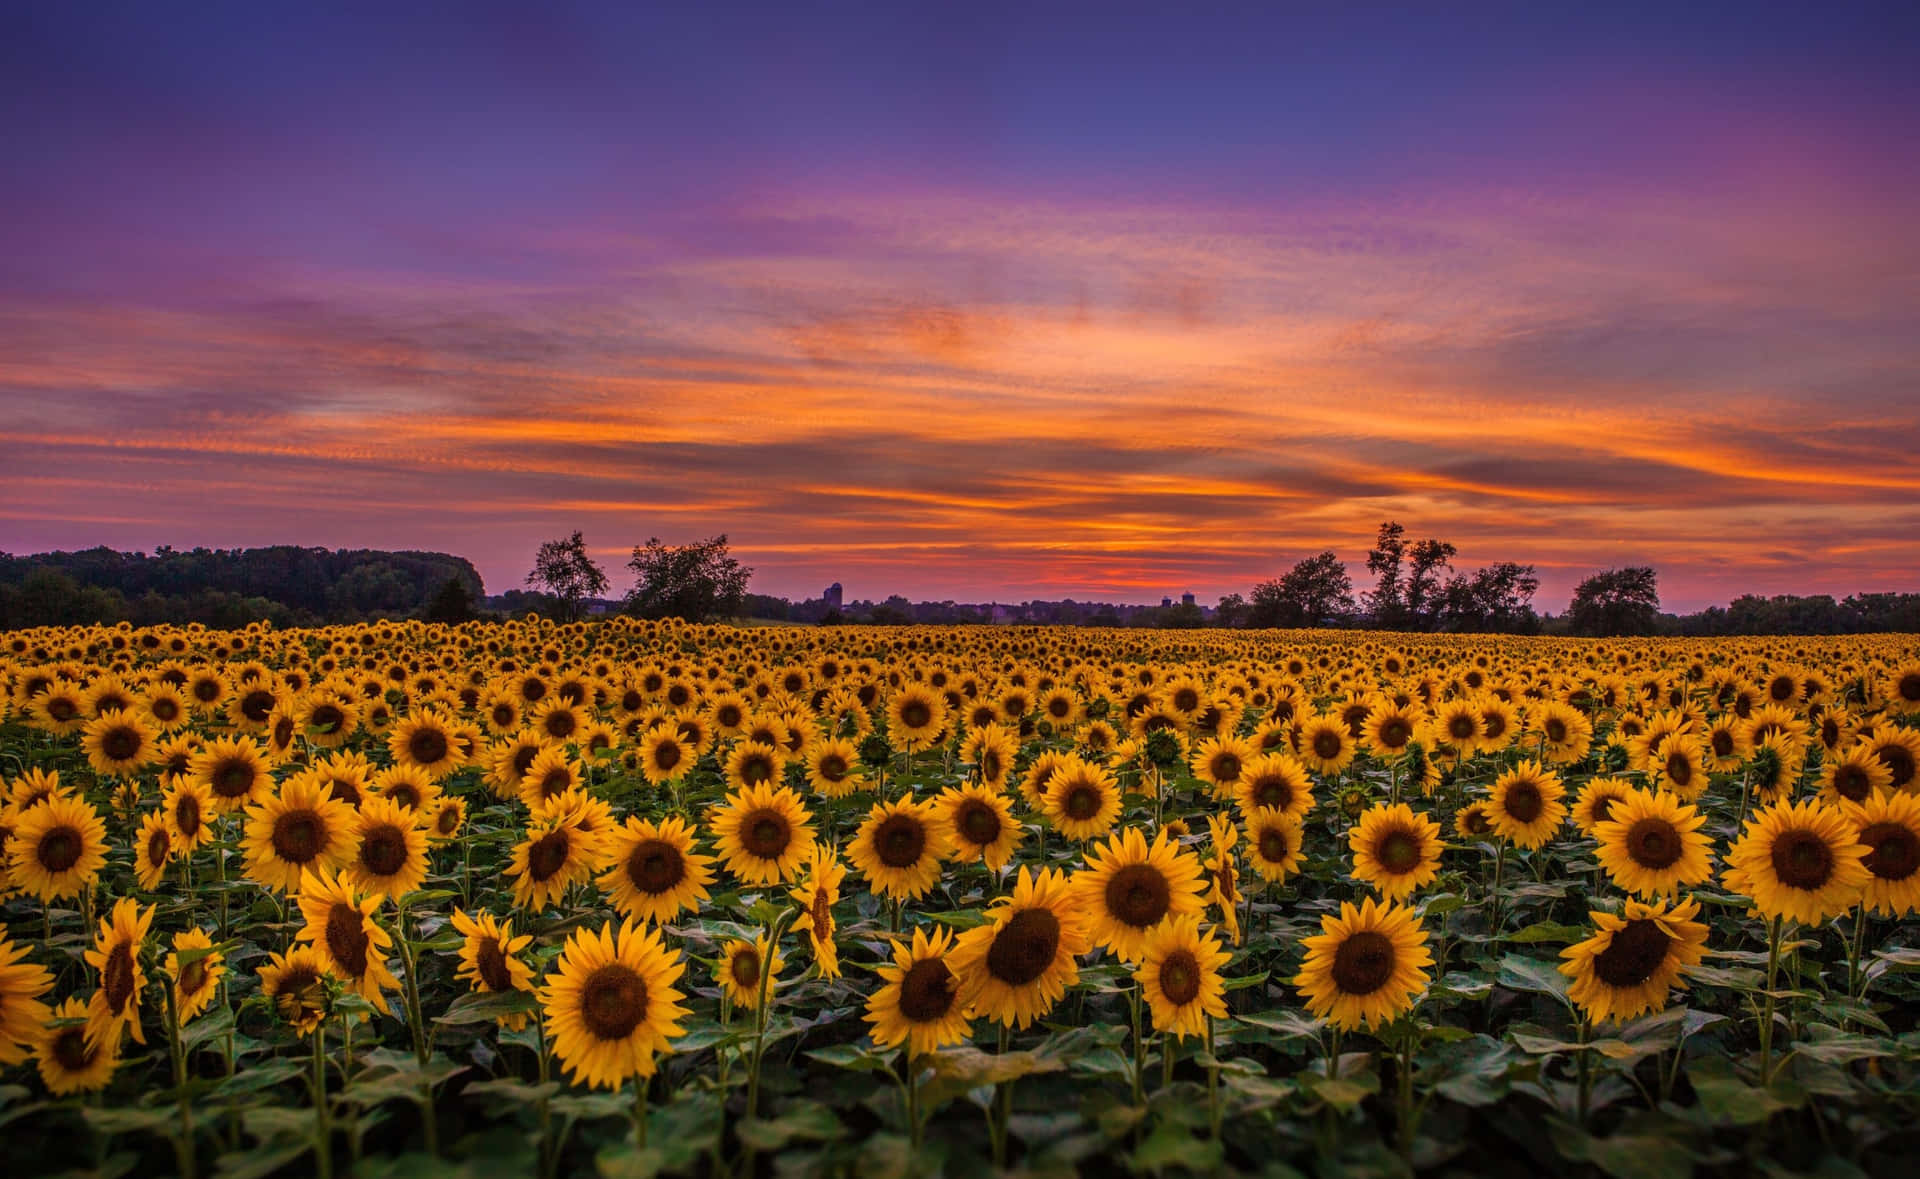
[{"xmin": 4, "ymin": 4, "xmax": 1917, "ymax": 613}]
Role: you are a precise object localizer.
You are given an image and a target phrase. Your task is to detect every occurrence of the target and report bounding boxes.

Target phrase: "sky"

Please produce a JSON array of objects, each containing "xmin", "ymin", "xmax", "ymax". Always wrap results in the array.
[{"xmin": 2, "ymin": 2, "xmax": 1917, "ymax": 613}]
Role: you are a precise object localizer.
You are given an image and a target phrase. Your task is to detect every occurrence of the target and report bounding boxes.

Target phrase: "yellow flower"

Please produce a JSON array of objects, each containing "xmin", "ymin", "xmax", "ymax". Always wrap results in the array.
[
  {"xmin": 1723, "ymin": 797, "xmax": 1869, "ymax": 926},
  {"xmin": 1348, "ymin": 803, "xmax": 1443, "ymax": 901},
  {"xmin": 866, "ymin": 926, "xmax": 971, "ymax": 1057},
  {"xmin": 83, "ymin": 897, "xmax": 154, "ymax": 1050},
  {"xmin": 1485, "ymin": 760, "xmax": 1567, "ymax": 850},
  {"xmin": 1559, "ymin": 896, "xmax": 1708, "ymax": 1024},
  {"xmin": 716, "ymin": 935, "xmax": 784, "ymax": 1011},
  {"xmin": 1593, "ymin": 789, "xmax": 1714, "ymax": 899},
  {"xmin": 847, "ymin": 796, "xmax": 953, "ymax": 901},
  {"xmin": 1136, "ymin": 914, "xmax": 1230, "ymax": 1040},
  {"xmin": 708, "ymin": 782, "xmax": 816, "ymax": 886},
  {"xmin": 1073, "ymin": 827, "xmax": 1207, "ymax": 963},
  {"xmin": 296, "ymin": 869, "xmax": 399, "ymax": 1014},
  {"xmin": 540, "ymin": 920, "xmax": 688, "ymax": 1089},
  {"xmin": 1294, "ymin": 897, "xmax": 1432, "ymax": 1032},
  {"xmin": 597, "ymin": 815, "xmax": 715, "ymax": 925},
  {"xmin": 948, "ymin": 866, "xmax": 1091, "ymax": 1029}
]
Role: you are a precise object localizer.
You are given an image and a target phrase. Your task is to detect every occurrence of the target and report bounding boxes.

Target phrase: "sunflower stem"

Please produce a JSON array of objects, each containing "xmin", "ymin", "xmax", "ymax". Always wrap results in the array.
[
  {"xmin": 1128, "ymin": 980, "xmax": 1146, "ymax": 1108},
  {"xmin": 1488, "ymin": 841, "xmax": 1508, "ymax": 939},
  {"xmin": 1205, "ymin": 1016, "xmax": 1222, "ymax": 1141},
  {"xmin": 162, "ymin": 971, "xmax": 197, "ymax": 1179},
  {"xmin": 1397, "ymin": 1032, "xmax": 1418, "ymax": 1156},
  {"xmin": 1848, "ymin": 909, "xmax": 1872, "ymax": 1002},
  {"xmin": 991, "ymin": 1021, "xmax": 1014, "ymax": 1167},
  {"xmin": 632, "ymin": 1075, "xmax": 648, "ymax": 1148},
  {"xmin": 311, "ymin": 1019, "xmax": 333, "ymax": 1179},
  {"xmin": 536, "ymin": 1021, "xmax": 556, "ymax": 1179},
  {"xmin": 392, "ymin": 900, "xmax": 440, "ymax": 1155},
  {"xmin": 1759, "ymin": 914, "xmax": 1784, "ymax": 1087},
  {"xmin": 903, "ymin": 1049, "xmax": 922, "ymax": 1150},
  {"xmin": 1575, "ymin": 1017, "xmax": 1592, "ymax": 1124}
]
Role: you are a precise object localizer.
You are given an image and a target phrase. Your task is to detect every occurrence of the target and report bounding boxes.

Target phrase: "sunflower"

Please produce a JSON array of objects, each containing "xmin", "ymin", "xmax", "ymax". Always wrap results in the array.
[
  {"xmin": 1859, "ymin": 726, "xmax": 1920, "ymax": 794},
  {"xmin": 191, "ymin": 735, "xmax": 273, "ymax": 813},
  {"xmin": 295, "ymin": 690, "xmax": 360, "ymax": 749},
  {"xmin": 509, "ymin": 810, "xmax": 602, "ymax": 913},
  {"xmin": 790, "ymin": 846, "xmax": 847, "ymax": 979},
  {"xmin": 1431, "ymin": 700, "xmax": 1484, "ymax": 759},
  {"xmin": 1190, "ymin": 735, "xmax": 1256, "ymax": 799},
  {"xmin": 709, "ymin": 781, "xmax": 816, "ymax": 887},
  {"xmin": 1363, "ymin": 704, "xmax": 1422, "ymax": 761},
  {"xmin": 81, "ymin": 711, "xmax": 159, "ymax": 778},
  {"xmin": 28, "ymin": 681, "xmax": 88, "ymax": 736},
  {"xmin": 1202, "ymin": 814, "xmax": 1243, "ymax": 945},
  {"xmin": 936, "ymin": 782, "xmax": 1023, "ymax": 870},
  {"xmin": 137, "ymin": 684, "xmax": 191, "ymax": 733},
  {"xmin": 1531, "ymin": 701, "xmax": 1594, "ymax": 765},
  {"xmin": 948, "ymin": 866, "xmax": 1091, "ymax": 1029},
  {"xmin": 1723, "ymin": 798, "xmax": 1870, "ymax": 926},
  {"xmin": 1042, "ymin": 756, "xmax": 1123, "ymax": 842},
  {"xmin": 1559, "ymin": 896, "xmax": 1709, "ymax": 1024},
  {"xmin": 1136, "ymin": 914, "xmax": 1230, "ymax": 1040},
  {"xmin": 716, "ymin": 935, "xmax": 785, "ymax": 1010},
  {"xmin": 724, "ymin": 740, "xmax": 786, "ymax": 792},
  {"xmin": 161, "ymin": 779, "xmax": 215, "ymax": 851},
  {"xmin": 487, "ymin": 733, "xmax": 552, "ymax": 800},
  {"xmin": 1885, "ymin": 661, "xmax": 1920, "ymax": 715},
  {"xmin": 637, "ymin": 724, "xmax": 692, "ymax": 787},
  {"xmin": 83, "ymin": 897, "xmax": 153, "ymax": 1049},
  {"xmin": 388, "ymin": 708, "xmax": 464, "ymax": 779},
  {"xmin": 866, "ymin": 926, "xmax": 971, "ymax": 1057},
  {"xmin": 541, "ymin": 919, "xmax": 689, "ymax": 1089},
  {"xmin": 243, "ymin": 773, "xmax": 359, "ymax": 893},
  {"xmin": 805, "ymin": 737, "xmax": 866, "ymax": 798},
  {"xmin": 294, "ymin": 869, "xmax": 398, "ymax": 1013},
  {"xmin": 1820, "ymin": 745, "xmax": 1892, "ymax": 807},
  {"xmin": 165, "ymin": 928, "xmax": 225, "ymax": 1024},
  {"xmin": 258, "ymin": 946, "xmax": 332, "ymax": 1036},
  {"xmin": 155, "ymin": 733, "xmax": 199, "ymax": 783},
  {"xmin": 37, "ymin": 997, "xmax": 119, "ymax": 1095},
  {"xmin": 1074, "ymin": 827, "xmax": 1207, "ymax": 963},
  {"xmin": 1593, "ymin": 789, "xmax": 1714, "ymax": 899},
  {"xmin": 1349, "ymin": 803, "xmax": 1444, "ymax": 901},
  {"xmin": 1485, "ymin": 760, "xmax": 1567, "ymax": 850},
  {"xmin": 1454, "ymin": 800, "xmax": 1495, "ymax": 841},
  {"xmin": 1297, "ymin": 715, "xmax": 1357, "ymax": 776},
  {"xmin": 4, "ymin": 765, "xmax": 68, "ymax": 812},
  {"xmin": 516, "ymin": 748, "xmax": 581, "ymax": 810},
  {"xmin": 1649, "ymin": 734, "xmax": 1708, "ymax": 800},
  {"xmin": 959, "ymin": 725, "xmax": 1015, "ymax": 792},
  {"xmin": 449, "ymin": 909, "xmax": 537, "ymax": 1028},
  {"xmin": 1844, "ymin": 790, "xmax": 1920, "ymax": 917},
  {"xmin": 848, "ymin": 797, "xmax": 953, "ymax": 901},
  {"xmin": 427, "ymin": 796, "xmax": 467, "ymax": 843},
  {"xmin": 530, "ymin": 700, "xmax": 587, "ymax": 746},
  {"xmin": 0, "ymin": 929, "xmax": 54, "ymax": 1066},
  {"xmin": 8, "ymin": 794, "xmax": 108, "ymax": 901},
  {"xmin": 1294, "ymin": 897, "xmax": 1433, "ymax": 1032},
  {"xmin": 598, "ymin": 815, "xmax": 715, "ymax": 925},
  {"xmin": 1233, "ymin": 752, "xmax": 1315, "ymax": 820},
  {"xmin": 1701, "ymin": 717, "xmax": 1751, "ymax": 772},
  {"xmin": 133, "ymin": 811, "xmax": 174, "ymax": 890},
  {"xmin": 1244, "ymin": 806, "xmax": 1305, "ymax": 884},
  {"xmin": 346, "ymin": 797, "xmax": 431, "ymax": 902},
  {"xmin": 888, "ymin": 685, "xmax": 948, "ymax": 753}
]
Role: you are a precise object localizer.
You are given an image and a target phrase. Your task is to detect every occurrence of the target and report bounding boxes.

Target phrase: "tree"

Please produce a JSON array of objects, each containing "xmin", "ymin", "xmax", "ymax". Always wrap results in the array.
[
  {"xmin": 423, "ymin": 576, "xmax": 476, "ymax": 623},
  {"xmin": 1566, "ymin": 567, "xmax": 1660, "ymax": 637},
  {"xmin": 1403, "ymin": 538, "xmax": 1457, "ymax": 629},
  {"xmin": 1364, "ymin": 522, "xmax": 1408, "ymax": 625},
  {"xmin": 527, "ymin": 532, "xmax": 609, "ymax": 622},
  {"xmin": 624, "ymin": 535, "xmax": 752, "ymax": 622},
  {"xmin": 1214, "ymin": 593, "xmax": 1249, "ymax": 629},
  {"xmin": 1439, "ymin": 562, "xmax": 1540, "ymax": 632},
  {"xmin": 1248, "ymin": 551, "xmax": 1356, "ymax": 628}
]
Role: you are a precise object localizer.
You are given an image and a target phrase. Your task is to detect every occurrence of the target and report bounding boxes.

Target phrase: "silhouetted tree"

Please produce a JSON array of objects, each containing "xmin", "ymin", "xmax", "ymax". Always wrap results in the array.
[
  {"xmin": 1249, "ymin": 551, "xmax": 1356, "ymax": 628},
  {"xmin": 1214, "ymin": 593, "xmax": 1249, "ymax": 628},
  {"xmin": 1439, "ymin": 562, "xmax": 1540, "ymax": 632},
  {"xmin": 423, "ymin": 576, "xmax": 476, "ymax": 623},
  {"xmin": 1365, "ymin": 522, "xmax": 1408, "ymax": 625},
  {"xmin": 527, "ymin": 531, "xmax": 609, "ymax": 622},
  {"xmin": 1567, "ymin": 567, "xmax": 1660, "ymax": 636},
  {"xmin": 1403, "ymin": 538, "xmax": 1457, "ymax": 629},
  {"xmin": 624, "ymin": 535, "xmax": 751, "ymax": 622}
]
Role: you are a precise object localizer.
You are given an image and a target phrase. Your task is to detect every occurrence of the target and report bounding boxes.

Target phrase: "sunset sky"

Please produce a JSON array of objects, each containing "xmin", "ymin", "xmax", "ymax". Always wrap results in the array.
[{"xmin": 2, "ymin": 3, "xmax": 1916, "ymax": 612}]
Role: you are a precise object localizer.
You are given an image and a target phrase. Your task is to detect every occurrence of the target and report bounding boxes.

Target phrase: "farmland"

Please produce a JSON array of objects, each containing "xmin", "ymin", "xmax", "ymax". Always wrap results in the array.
[{"xmin": 2, "ymin": 620, "xmax": 1918, "ymax": 1177}]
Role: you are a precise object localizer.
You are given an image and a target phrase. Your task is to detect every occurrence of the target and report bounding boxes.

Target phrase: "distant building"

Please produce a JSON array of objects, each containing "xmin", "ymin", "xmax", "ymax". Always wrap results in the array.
[
  {"xmin": 1181, "ymin": 592, "xmax": 1196, "ymax": 607},
  {"xmin": 1161, "ymin": 596, "xmax": 1173, "ymax": 608},
  {"xmin": 824, "ymin": 582, "xmax": 843, "ymax": 609}
]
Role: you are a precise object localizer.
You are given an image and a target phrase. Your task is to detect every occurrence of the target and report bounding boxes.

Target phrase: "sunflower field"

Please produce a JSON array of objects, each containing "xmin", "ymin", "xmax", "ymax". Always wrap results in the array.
[{"xmin": 2, "ymin": 620, "xmax": 1918, "ymax": 1178}]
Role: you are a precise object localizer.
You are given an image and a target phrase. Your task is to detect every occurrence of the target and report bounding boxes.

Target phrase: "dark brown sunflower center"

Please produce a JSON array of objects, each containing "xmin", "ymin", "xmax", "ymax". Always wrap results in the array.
[
  {"xmin": 1770, "ymin": 829, "xmax": 1836, "ymax": 890},
  {"xmin": 1209, "ymin": 753, "xmax": 1242, "ymax": 782},
  {"xmin": 1462, "ymin": 808, "xmax": 1492, "ymax": 835},
  {"xmin": 1258, "ymin": 826, "xmax": 1291, "ymax": 863},
  {"xmin": 240, "ymin": 690, "xmax": 274, "ymax": 722},
  {"xmin": 1876, "ymin": 745, "xmax": 1917, "ymax": 790},
  {"xmin": 327, "ymin": 778, "xmax": 362, "ymax": 807},
  {"xmin": 1860, "ymin": 821, "xmax": 1920, "ymax": 882},
  {"xmin": 312, "ymin": 704, "xmax": 345, "ymax": 733},
  {"xmin": 729, "ymin": 945, "xmax": 761, "ymax": 989},
  {"xmin": 1502, "ymin": 782, "xmax": 1544, "ymax": 824},
  {"xmin": 627, "ymin": 838, "xmax": 685, "ymax": 894},
  {"xmin": 38, "ymin": 827, "xmax": 83, "ymax": 873},
  {"xmin": 1313, "ymin": 731, "xmax": 1343, "ymax": 760},
  {"xmin": 103, "ymin": 942, "xmax": 136, "ymax": 1013},
  {"xmin": 1545, "ymin": 719, "xmax": 1568, "ymax": 743},
  {"xmin": 491, "ymin": 704, "xmax": 517, "ymax": 728},
  {"xmin": 544, "ymin": 712, "xmax": 577, "ymax": 739},
  {"xmin": 474, "ymin": 936, "xmax": 515, "ymax": 991},
  {"xmin": 408, "ymin": 728, "xmax": 449, "ymax": 765},
  {"xmin": 1378, "ymin": 718, "xmax": 1412, "ymax": 748},
  {"xmin": 1377, "ymin": 829, "xmax": 1422, "ymax": 874},
  {"xmin": 742, "ymin": 809, "xmax": 791, "ymax": 858},
  {"xmin": 979, "ymin": 750, "xmax": 1002, "ymax": 780},
  {"xmin": 47, "ymin": 697, "xmax": 78, "ymax": 722},
  {"xmin": 1063, "ymin": 783, "xmax": 1102, "ymax": 821},
  {"xmin": 101, "ymin": 726, "xmax": 143, "ymax": 761},
  {"xmin": 898, "ymin": 957, "xmax": 957, "ymax": 1022},
  {"xmin": 1590, "ymin": 794, "xmax": 1619, "ymax": 823},
  {"xmin": 1665, "ymin": 753, "xmax": 1693, "ymax": 787},
  {"xmin": 958, "ymin": 800, "xmax": 1001, "ymax": 845},
  {"xmin": 537, "ymin": 769, "xmax": 571, "ymax": 799},
  {"xmin": 1899, "ymin": 673, "xmax": 1920, "ymax": 703},
  {"xmin": 1626, "ymin": 818, "xmax": 1683, "ymax": 870},
  {"xmin": 987, "ymin": 907, "xmax": 1062, "ymax": 986},
  {"xmin": 900, "ymin": 701, "xmax": 932, "ymax": 729},
  {"xmin": 1448, "ymin": 715, "xmax": 1477, "ymax": 741},
  {"xmin": 325, "ymin": 903, "xmax": 371, "ymax": 977},
  {"xmin": 1331, "ymin": 930, "xmax": 1397, "ymax": 995},
  {"xmin": 816, "ymin": 753, "xmax": 846, "ymax": 781},
  {"xmin": 651, "ymin": 740, "xmax": 682, "ymax": 772},
  {"xmin": 528, "ymin": 830, "xmax": 572, "ymax": 881},
  {"xmin": 809, "ymin": 882, "xmax": 834, "ymax": 935},
  {"xmin": 360, "ymin": 825, "xmax": 410, "ymax": 877},
  {"xmin": 52, "ymin": 1027, "xmax": 93, "ymax": 1072},
  {"xmin": 1711, "ymin": 730, "xmax": 1735, "ymax": 757},
  {"xmin": 739, "ymin": 753, "xmax": 775, "ymax": 785},
  {"xmin": 1105, "ymin": 863, "xmax": 1171, "ymax": 929},
  {"xmin": 211, "ymin": 758, "xmax": 256, "ymax": 798},
  {"xmin": 146, "ymin": 826, "xmax": 171, "ymax": 866},
  {"xmin": 1591, "ymin": 918, "xmax": 1671, "ymax": 987},
  {"xmin": 579, "ymin": 964, "xmax": 648, "ymax": 1040},
  {"xmin": 272, "ymin": 810, "xmax": 326, "ymax": 863},
  {"xmin": 1832, "ymin": 764, "xmax": 1873, "ymax": 802},
  {"xmin": 179, "ymin": 958, "xmax": 208, "ymax": 997},
  {"xmin": 1158, "ymin": 948, "xmax": 1201, "ymax": 1005},
  {"xmin": 875, "ymin": 814, "xmax": 927, "ymax": 868},
  {"xmin": 174, "ymin": 795, "xmax": 202, "ymax": 837},
  {"xmin": 1251, "ymin": 774, "xmax": 1293, "ymax": 810},
  {"xmin": 192, "ymin": 680, "xmax": 222, "ymax": 702}
]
